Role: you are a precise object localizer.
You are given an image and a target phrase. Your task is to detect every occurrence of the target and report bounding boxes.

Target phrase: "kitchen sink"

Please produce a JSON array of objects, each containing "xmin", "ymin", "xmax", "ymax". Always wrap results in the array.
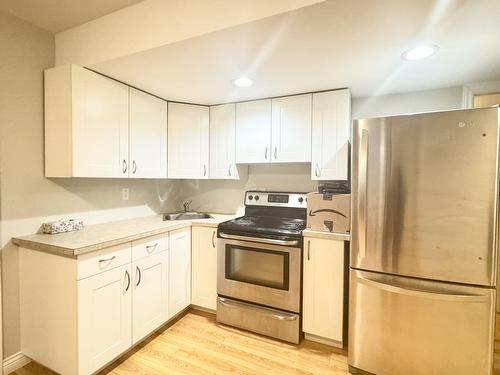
[{"xmin": 162, "ymin": 212, "xmax": 213, "ymax": 221}]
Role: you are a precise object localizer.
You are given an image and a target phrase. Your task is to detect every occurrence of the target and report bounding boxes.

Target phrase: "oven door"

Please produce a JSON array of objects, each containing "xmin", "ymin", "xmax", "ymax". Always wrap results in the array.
[{"xmin": 217, "ymin": 234, "xmax": 301, "ymax": 313}]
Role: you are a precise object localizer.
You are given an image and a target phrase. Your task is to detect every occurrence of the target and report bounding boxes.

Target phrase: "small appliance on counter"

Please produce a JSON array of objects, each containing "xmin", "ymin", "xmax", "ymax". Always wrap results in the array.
[{"xmin": 306, "ymin": 182, "xmax": 350, "ymax": 233}]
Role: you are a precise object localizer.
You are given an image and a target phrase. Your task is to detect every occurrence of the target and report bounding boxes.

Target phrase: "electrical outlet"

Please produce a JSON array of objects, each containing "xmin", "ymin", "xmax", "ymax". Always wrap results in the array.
[{"xmin": 122, "ymin": 188, "xmax": 129, "ymax": 201}]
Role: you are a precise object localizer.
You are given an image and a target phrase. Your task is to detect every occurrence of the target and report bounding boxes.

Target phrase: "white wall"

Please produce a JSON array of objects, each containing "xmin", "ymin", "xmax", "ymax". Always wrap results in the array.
[
  {"xmin": 352, "ymin": 86, "xmax": 463, "ymax": 120},
  {"xmin": 176, "ymin": 164, "xmax": 318, "ymax": 214},
  {"xmin": 0, "ymin": 12, "xmax": 182, "ymax": 358}
]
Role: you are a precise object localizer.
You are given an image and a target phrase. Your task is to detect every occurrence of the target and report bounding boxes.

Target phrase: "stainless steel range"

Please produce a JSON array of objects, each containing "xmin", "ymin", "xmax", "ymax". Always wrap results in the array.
[{"xmin": 216, "ymin": 191, "xmax": 308, "ymax": 344}]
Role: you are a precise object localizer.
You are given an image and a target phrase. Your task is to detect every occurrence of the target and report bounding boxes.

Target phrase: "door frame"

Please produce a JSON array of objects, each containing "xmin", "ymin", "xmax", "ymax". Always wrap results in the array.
[{"xmin": 462, "ymin": 81, "xmax": 500, "ymax": 108}]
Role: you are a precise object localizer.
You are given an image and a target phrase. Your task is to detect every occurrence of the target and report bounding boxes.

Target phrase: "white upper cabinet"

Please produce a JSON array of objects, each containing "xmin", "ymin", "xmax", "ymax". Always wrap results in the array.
[
  {"xmin": 129, "ymin": 88, "xmax": 167, "ymax": 179},
  {"xmin": 311, "ymin": 89, "xmax": 351, "ymax": 180},
  {"xmin": 235, "ymin": 99, "xmax": 272, "ymax": 163},
  {"xmin": 45, "ymin": 64, "xmax": 129, "ymax": 178},
  {"xmin": 271, "ymin": 94, "xmax": 312, "ymax": 163},
  {"xmin": 168, "ymin": 103, "xmax": 209, "ymax": 179},
  {"xmin": 210, "ymin": 104, "xmax": 240, "ymax": 179}
]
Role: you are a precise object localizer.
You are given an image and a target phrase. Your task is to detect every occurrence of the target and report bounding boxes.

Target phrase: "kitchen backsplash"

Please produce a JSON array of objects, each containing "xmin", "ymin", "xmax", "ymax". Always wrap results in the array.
[{"xmin": 174, "ymin": 164, "xmax": 319, "ymax": 214}]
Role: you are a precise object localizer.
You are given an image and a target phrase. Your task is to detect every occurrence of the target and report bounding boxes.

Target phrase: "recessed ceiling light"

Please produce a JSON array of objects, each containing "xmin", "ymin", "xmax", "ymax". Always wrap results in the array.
[
  {"xmin": 402, "ymin": 44, "xmax": 439, "ymax": 61},
  {"xmin": 233, "ymin": 77, "xmax": 253, "ymax": 87}
]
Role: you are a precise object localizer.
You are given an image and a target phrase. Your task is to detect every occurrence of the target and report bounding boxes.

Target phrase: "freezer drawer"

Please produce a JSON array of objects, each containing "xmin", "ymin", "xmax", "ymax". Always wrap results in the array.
[{"xmin": 349, "ymin": 269, "xmax": 495, "ymax": 375}]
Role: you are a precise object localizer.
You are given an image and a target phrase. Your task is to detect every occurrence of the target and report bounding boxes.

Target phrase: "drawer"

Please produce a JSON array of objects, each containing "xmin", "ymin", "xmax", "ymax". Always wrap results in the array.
[
  {"xmin": 132, "ymin": 233, "xmax": 169, "ymax": 261},
  {"xmin": 216, "ymin": 296, "xmax": 300, "ymax": 344},
  {"xmin": 77, "ymin": 243, "xmax": 132, "ymax": 280}
]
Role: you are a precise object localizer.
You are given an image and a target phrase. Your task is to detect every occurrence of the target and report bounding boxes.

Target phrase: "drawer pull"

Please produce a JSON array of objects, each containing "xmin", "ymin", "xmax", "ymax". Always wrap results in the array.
[
  {"xmin": 146, "ymin": 243, "xmax": 158, "ymax": 253},
  {"xmin": 98, "ymin": 255, "xmax": 116, "ymax": 264},
  {"xmin": 218, "ymin": 297, "xmax": 298, "ymax": 321}
]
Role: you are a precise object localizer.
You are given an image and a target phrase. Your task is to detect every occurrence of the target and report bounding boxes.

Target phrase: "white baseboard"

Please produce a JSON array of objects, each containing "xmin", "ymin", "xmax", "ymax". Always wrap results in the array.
[{"xmin": 3, "ymin": 352, "xmax": 31, "ymax": 374}]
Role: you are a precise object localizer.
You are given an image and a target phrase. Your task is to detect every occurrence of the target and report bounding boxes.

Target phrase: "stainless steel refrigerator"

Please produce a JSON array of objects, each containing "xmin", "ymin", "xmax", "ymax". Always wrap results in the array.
[{"xmin": 349, "ymin": 107, "xmax": 499, "ymax": 375}]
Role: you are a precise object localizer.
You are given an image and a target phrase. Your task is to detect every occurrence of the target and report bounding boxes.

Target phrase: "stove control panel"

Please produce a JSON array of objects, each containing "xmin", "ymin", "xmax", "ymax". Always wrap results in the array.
[{"xmin": 245, "ymin": 191, "xmax": 308, "ymax": 208}]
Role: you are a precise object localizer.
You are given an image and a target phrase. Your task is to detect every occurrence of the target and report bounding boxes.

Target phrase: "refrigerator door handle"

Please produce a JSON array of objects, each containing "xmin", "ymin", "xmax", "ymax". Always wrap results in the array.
[
  {"xmin": 357, "ymin": 129, "xmax": 369, "ymax": 259},
  {"xmin": 357, "ymin": 275, "xmax": 489, "ymax": 303}
]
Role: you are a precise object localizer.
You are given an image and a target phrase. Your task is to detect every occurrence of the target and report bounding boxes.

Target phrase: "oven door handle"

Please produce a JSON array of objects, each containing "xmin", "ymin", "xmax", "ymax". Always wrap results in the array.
[{"xmin": 218, "ymin": 232, "xmax": 299, "ymax": 246}]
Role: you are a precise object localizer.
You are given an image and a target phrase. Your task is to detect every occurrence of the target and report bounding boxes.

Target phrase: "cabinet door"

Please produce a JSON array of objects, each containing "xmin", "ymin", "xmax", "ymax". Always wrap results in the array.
[
  {"xmin": 168, "ymin": 103, "xmax": 209, "ymax": 178},
  {"xmin": 303, "ymin": 237, "xmax": 345, "ymax": 343},
  {"xmin": 73, "ymin": 66, "xmax": 129, "ymax": 178},
  {"xmin": 168, "ymin": 227, "xmax": 192, "ymax": 318},
  {"xmin": 235, "ymin": 99, "xmax": 272, "ymax": 163},
  {"xmin": 132, "ymin": 251, "xmax": 168, "ymax": 344},
  {"xmin": 191, "ymin": 226, "xmax": 217, "ymax": 310},
  {"xmin": 311, "ymin": 89, "xmax": 351, "ymax": 180},
  {"xmin": 129, "ymin": 88, "xmax": 167, "ymax": 178},
  {"xmin": 78, "ymin": 264, "xmax": 132, "ymax": 375},
  {"xmin": 271, "ymin": 94, "xmax": 312, "ymax": 163},
  {"xmin": 210, "ymin": 104, "xmax": 239, "ymax": 179}
]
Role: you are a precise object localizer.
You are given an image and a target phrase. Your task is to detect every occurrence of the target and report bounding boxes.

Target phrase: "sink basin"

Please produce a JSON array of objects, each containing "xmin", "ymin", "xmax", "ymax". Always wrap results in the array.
[{"xmin": 163, "ymin": 212, "xmax": 213, "ymax": 221}]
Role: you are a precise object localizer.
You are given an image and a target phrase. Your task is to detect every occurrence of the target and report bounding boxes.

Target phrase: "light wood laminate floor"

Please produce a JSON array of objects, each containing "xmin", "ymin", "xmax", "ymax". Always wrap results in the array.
[{"xmin": 13, "ymin": 310, "xmax": 350, "ymax": 375}]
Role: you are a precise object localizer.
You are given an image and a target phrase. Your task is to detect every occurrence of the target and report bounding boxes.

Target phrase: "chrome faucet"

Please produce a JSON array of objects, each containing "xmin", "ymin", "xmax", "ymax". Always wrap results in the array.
[{"xmin": 183, "ymin": 200, "xmax": 192, "ymax": 212}]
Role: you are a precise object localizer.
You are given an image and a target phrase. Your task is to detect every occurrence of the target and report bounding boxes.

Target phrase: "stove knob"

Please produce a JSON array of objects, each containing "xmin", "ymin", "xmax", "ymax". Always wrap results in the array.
[
  {"xmin": 254, "ymin": 195, "xmax": 260, "ymax": 201},
  {"xmin": 248, "ymin": 195, "xmax": 254, "ymax": 200},
  {"xmin": 298, "ymin": 197, "xmax": 304, "ymax": 203}
]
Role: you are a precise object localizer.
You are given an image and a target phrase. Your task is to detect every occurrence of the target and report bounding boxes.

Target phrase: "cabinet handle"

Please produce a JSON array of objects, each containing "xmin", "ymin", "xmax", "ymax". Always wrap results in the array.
[
  {"xmin": 228, "ymin": 164, "xmax": 232, "ymax": 176},
  {"xmin": 122, "ymin": 160, "xmax": 128, "ymax": 174},
  {"xmin": 98, "ymin": 255, "xmax": 116, "ymax": 264},
  {"xmin": 146, "ymin": 243, "xmax": 158, "ymax": 254},
  {"xmin": 204, "ymin": 164, "xmax": 207, "ymax": 176},
  {"xmin": 307, "ymin": 240, "xmax": 311, "ymax": 261},
  {"xmin": 124, "ymin": 270, "xmax": 131, "ymax": 292},
  {"xmin": 274, "ymin": 146, "xmax": 278, "ymax": 160},
  {"xmin": 136, "ymin": 266, "xmax": 142, "ymax": 287},
  {"xmin": 212, "ymin": 231, "xmax": 216, "ymax": 248},
  {"xmin": 315, "ymin": 163, "xmax": 321, "ymax": 178},
  {"xmin": 132, "ymin": 160, "xmax": 137, "ymax": 174},
  {"xmin": 265, "ymin": 147, "xmax": 268, "ymax": 160}
]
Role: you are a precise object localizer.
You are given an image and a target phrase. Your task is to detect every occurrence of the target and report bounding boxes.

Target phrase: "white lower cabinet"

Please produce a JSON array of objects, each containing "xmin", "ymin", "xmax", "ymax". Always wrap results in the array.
[
  {"xmin": 168, "ymin": 227, "xmax": 192, "ymax": 317},
  {"xmin": 78, "ymin": 264, "xmax": 132, "ymax": 375},
  {"xmin": 302, "ymin": 236, "xmax": 346, "ymax": 347},
  {"xmin": 132, "ymin": 251, "xmax": 168, "ymax": 344},
  {"xmin": 191, "ymin": 226, "xmax": 217, "ymax": 310},
  {"xmin": 19, "ymin": 231, "xmax": 182, "ymax": 375}
]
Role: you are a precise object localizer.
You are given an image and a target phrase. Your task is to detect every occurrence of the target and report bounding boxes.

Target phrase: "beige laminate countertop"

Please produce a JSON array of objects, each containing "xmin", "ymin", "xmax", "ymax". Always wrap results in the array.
[
  {"xmin": 12, "ymin": 213, "xmax": 238, "ymax": 258},
  {"xmin": 302, "ymin": 229, "xmax": 351, "ymax": 241}
]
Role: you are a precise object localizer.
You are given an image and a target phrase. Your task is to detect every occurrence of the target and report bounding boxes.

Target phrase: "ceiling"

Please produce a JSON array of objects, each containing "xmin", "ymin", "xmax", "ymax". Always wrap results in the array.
[
  {"xmin": 91, "ymin": 0, "xmax": 500, "ymax": 105},
  {"xmin": 0, "ymin": 0, "xmax": 143, "ymax": 33}
]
